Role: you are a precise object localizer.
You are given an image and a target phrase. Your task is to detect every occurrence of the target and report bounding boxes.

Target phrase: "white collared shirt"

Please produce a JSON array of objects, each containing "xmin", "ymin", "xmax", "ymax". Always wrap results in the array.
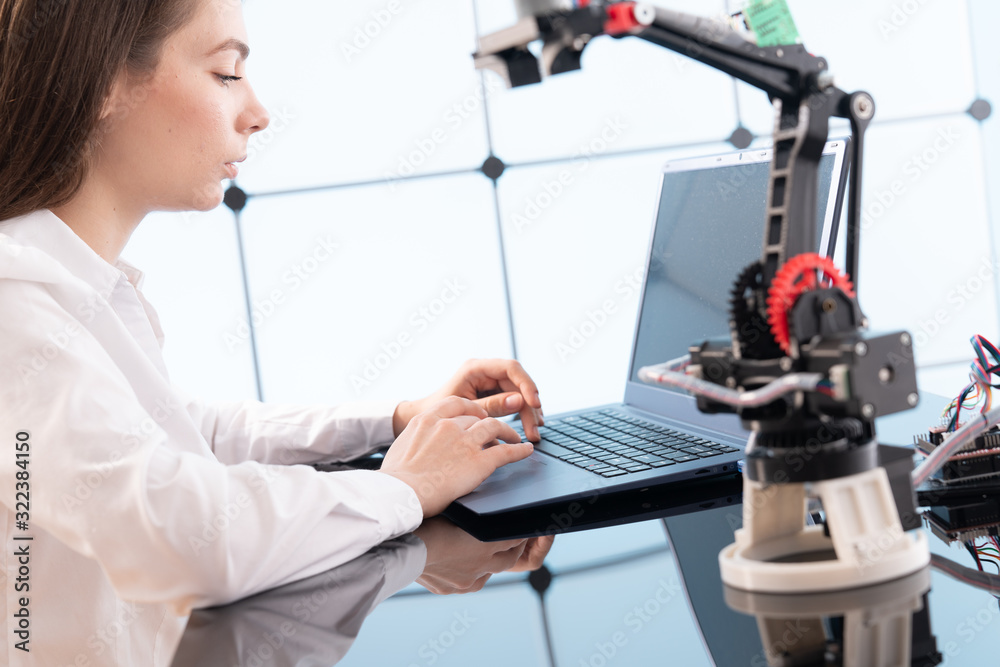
[{"xmin": 0, "ymin": 209, "xmax": 423, "ymax": 666}]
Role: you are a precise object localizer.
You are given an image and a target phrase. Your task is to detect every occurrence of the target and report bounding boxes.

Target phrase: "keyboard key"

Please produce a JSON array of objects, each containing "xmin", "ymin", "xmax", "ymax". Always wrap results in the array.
[
  {"xmin": 633, "ymin": 454, "xmax": 666, "ymax": 464},
  {"xmin": 623, "ymin": 463, "xmax": 652, "ymax": 472},
  {"xmin": 600, "ymin": 469, "xmax": 628, "ymax": 477}
]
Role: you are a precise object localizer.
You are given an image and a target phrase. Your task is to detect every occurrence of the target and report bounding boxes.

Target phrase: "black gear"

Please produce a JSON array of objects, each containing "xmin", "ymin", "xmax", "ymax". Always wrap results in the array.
[{"xmin": 729, "ymin": 262, "xmax": 783, "ymax": 359}]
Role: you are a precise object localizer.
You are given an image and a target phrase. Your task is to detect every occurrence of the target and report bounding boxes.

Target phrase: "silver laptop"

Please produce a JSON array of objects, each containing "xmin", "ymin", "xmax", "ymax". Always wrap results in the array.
[{"xmin": 445, "ymin": 140, "xmax": 850, "ymax": 520}]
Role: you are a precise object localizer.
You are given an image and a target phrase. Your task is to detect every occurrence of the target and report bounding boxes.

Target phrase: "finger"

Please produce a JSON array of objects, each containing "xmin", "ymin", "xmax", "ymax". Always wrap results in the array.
[
  {"xmin": 465, "ymin": 417, "xmax": 522, "ymax": 446},
  {"xmin": 519, "ymin": 404, "xmax": 542, "ymax": 442},
  {"xmin": 479, "ymin": 440, "xmax": 534, "ymax": 471},
  {"xmin": 489, "ymin": 541, "xmax": 528, "ymax": 572},
  {"xmin": 519, "ymin": 535, "xmax": 555, "ymax": 571},
  {"xmin": 475, "ymin": 391, "xmax": 523, "ymax": 418},
  {"xmin": 425, "ymin": 395, "xmax": 489, "ymax": 420},
  {"xmin": 467, "ymin": 359, "xmax": 543, "ymax": 410}
]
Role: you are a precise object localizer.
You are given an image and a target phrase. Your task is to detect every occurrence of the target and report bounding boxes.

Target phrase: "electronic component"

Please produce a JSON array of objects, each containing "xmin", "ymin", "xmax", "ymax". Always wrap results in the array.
[{"xmin": 915, "ymin": 426, "xmax": 1000, "ymax": 484}]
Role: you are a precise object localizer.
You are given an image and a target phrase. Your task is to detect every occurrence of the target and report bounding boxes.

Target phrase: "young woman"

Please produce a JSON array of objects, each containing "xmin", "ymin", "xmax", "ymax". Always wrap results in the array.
[{"xmin": 0, "ymin": 0, "xmax": 549, "ymax": 662}]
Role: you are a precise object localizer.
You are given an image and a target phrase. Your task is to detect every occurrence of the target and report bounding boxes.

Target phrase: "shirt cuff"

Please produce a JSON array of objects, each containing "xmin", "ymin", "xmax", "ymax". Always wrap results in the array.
[
  {"xmin": 349, "ymin": 400, "xmax": 398, "ymax": 447},
  {"xmin": 336, "ymin": 469, "xmax": 423, "ymax": 541},
  {"xmin": 378, "ymin": 534, "xmax": 428, "ymax": 597}
]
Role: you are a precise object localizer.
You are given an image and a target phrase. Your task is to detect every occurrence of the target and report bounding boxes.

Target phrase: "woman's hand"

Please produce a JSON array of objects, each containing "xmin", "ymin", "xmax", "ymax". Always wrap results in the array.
[
  {"xmin": 380, "ymin": 396, "xmax": 534, "ymax": 517},
  {"xmin": 413, "ymin": 517, "xmax": 555, "ymax": 594},
  {"xmin": 393, "ymin": 359, "xmax": 544, "ymax": 441}
]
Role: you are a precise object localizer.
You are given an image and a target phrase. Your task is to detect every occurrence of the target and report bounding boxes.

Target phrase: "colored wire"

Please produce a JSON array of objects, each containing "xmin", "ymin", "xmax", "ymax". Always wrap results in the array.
[{"xmin": 932, "ymin": 553, "xmax": 1000, "ymax": 595}]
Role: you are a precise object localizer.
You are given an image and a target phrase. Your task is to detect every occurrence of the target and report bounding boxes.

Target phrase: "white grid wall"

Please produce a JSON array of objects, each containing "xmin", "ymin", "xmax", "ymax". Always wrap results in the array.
[{"xmin": 128, "ymin": 0, "xmax": 1000, "ymax": 419}]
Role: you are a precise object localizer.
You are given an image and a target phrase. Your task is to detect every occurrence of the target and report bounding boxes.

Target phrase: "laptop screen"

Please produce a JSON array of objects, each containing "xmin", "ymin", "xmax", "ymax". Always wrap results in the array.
[{"xmin": 628, "ymin": 143, "xmax": 847, "ymax": 388}]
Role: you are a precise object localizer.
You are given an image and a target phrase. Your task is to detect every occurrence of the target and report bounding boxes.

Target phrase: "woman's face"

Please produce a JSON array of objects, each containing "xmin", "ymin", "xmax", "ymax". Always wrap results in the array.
[{"xmin": 98, "ymin": 0, "xmax": 270, "ymax": 213}]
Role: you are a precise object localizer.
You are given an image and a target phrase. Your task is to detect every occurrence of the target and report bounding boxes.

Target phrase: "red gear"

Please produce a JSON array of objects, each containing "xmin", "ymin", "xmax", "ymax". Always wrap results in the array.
[{"xmin": 766, "ymin": 253, "xmax": 855, "ymax": 355}]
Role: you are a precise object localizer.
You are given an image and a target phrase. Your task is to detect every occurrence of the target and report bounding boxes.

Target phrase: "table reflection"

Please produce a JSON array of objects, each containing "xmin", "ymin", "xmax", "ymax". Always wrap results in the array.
[{"xmin": 171, "ymin": 519, "xmax": 553, "ymax": 666}]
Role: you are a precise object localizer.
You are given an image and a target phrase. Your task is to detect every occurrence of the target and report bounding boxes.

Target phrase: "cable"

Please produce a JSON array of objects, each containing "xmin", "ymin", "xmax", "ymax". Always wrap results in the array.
[
  {"xmin": 930, "ymin": 553, "xmax": 1000, "ymax": 595},
  {"xmin": 638, "ymin": 363, "xmax": 825, "ymax": 409}
]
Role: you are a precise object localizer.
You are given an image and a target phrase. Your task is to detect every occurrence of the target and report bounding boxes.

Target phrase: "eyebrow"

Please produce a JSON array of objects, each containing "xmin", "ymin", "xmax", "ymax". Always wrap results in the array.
[{"xmin": 208, "ymin": 38, "xmax": 250, "ymax": 61}]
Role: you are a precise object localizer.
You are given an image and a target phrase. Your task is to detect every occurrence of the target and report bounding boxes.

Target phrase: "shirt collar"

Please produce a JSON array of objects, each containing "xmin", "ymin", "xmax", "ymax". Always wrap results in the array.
[{"xmin": 0, "ymin": 209, "xmax": 140, "ymax": 299}]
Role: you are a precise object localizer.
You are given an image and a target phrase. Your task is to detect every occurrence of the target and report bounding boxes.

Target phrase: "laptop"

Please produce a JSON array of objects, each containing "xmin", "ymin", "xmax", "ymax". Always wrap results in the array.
[{"xmin": 446, "ymin": 139, "xmax": 850, "ymax": 526}]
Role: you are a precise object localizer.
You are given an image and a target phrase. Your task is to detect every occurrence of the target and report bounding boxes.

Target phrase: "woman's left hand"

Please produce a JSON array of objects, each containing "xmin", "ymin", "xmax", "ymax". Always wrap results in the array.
[{"xmin": 393, "ymin": 359, "xmax": 544, "ymax": 441}]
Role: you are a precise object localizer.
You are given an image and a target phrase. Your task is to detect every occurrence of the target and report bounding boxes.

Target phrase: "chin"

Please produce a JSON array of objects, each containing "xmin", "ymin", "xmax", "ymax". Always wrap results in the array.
[{"xmin": 188, "ymin": 183, "xmax": 226, "ymax": 212}]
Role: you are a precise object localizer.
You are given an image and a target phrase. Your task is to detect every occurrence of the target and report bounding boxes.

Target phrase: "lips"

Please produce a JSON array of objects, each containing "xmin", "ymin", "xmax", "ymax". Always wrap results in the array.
[{"xmin": 223, "ymin": 155, "xmax": 247, "ymax": 180}]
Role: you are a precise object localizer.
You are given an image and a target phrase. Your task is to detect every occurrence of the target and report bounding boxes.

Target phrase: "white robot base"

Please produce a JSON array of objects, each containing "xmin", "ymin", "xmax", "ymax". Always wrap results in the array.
[{"xmin": 720, "ymin": 466, "xmax": 930, "ymax": 593}]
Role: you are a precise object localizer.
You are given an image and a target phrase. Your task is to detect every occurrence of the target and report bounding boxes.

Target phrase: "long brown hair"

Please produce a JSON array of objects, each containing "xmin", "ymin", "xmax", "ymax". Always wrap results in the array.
[{"xmin": 0, "ymin": 0, "xmax": 199, "ymax": 221}]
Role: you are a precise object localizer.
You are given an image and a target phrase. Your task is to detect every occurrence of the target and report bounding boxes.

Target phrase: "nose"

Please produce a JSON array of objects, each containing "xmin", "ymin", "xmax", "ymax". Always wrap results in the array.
[{"xmin": 242, "ymin": 84, "xmax": 270, "ymax": 135}]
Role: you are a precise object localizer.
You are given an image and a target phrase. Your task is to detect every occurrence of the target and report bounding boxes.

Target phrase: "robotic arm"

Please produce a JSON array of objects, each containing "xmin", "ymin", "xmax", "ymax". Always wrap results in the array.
[{"xmin": 474, "ymin": 1, "xmax": 929, "ymax": 597}]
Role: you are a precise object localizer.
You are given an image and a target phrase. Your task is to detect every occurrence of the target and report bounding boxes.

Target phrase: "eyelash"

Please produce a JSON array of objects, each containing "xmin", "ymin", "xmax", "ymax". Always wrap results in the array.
[{"xmin": 216, "ymin": 74, "xmax": 243, "ymax": 86}]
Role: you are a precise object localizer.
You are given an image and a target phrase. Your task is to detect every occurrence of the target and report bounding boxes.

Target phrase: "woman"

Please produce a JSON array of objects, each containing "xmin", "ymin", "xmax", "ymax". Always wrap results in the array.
[{"xmin": 0, "ymin": 0, "xmax": 550, "ymax": 663}]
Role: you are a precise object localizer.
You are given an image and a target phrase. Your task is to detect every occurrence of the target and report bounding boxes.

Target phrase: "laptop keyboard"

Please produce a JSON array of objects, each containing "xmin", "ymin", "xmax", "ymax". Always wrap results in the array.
[{"xmin": 522, "ymin": 409, "xmax": 741, "ymax": 478}]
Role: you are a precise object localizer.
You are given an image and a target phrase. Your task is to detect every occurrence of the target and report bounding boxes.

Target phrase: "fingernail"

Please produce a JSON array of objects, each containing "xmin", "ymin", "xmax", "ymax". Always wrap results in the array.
[{"xmin": 505, "ymin": 394, "xmax": 520, "ymax": 410}]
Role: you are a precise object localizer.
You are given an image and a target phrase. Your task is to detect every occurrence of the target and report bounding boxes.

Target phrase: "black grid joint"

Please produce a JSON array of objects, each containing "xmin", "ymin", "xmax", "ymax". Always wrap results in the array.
[
  {"xmin": 968, "ymin": 98, "xmax": 992, "ymax": 122},
  {"xmin": 481, "ymin": 155, "xmax": 506, "ymax": 182},
  {"xmin": 224, "ymin": 184, "xmax": 248, "ymax": 212},
  {"xmin": 728, "ymin": 126, "xmax": 754, "ymax": 150},
  {"xmin": 528, "ymin": 565, "xmax": 553, "ymax": 597}
]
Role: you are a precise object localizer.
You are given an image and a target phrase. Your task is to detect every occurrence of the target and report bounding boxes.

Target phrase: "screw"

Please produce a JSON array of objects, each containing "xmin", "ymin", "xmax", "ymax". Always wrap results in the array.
[
  {"xmin": 862, "ymin": 404, "xmax": 876, "ymax": 418},
  {"xmin": 779, "ymin": 357, "xmax": 793, "ymax": 371},
  {"xmin": 852, "ymin": 94, "xmax": 875, "ymax": 120},
  {"xmin": 900, "ymin": 333, "xmax": 912, "ymax": 347},
  {"xmin": 822, "ymin": 298, "xmax": 837, "ymax": 313},
  {"xmin": 726, "ymin": 377, "xmax": 737, "ymax": 389},
  {"xmin": 855, "ymin": 342, "xmax": 868, "ymax": 357},
  {"xmin": 908, "ymin": 393, "xmax": 919, "ymax": 407},
  {"xmin": 878, "ymin": 367, "xmax": 894, "ymax": 384}
]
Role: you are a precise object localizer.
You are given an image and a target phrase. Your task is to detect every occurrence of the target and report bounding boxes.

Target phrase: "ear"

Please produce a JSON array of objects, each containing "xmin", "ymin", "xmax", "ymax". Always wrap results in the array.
[{"xmin": 99, "ymin": 72, "xmax": 131, "ymax": 124}]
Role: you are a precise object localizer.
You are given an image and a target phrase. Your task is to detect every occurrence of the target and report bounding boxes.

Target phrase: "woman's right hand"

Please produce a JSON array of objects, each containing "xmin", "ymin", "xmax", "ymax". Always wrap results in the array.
[
  {"xmin": 380, "ymin": 396, "xmax": 534, "ymax": 517},
  {"xmin": 413, "ymin": 517, "xmax": 554, "ymax": 594}
]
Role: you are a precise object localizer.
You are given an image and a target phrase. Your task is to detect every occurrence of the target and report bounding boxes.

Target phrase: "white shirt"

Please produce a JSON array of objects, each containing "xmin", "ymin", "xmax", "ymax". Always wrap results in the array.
[
  {"xmin": 171, "ymin": 535, "xmax": 426, "ymax": 665},
  {"xmin": 0, "ymin": 209, "xmax": 424, "ymax": 666}
]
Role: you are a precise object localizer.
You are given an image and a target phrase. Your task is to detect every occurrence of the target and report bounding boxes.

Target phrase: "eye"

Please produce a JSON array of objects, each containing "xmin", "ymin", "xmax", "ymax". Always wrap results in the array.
[{"xmin": 216, "ymin": 74, "xmax": 243, "ymax": 86}]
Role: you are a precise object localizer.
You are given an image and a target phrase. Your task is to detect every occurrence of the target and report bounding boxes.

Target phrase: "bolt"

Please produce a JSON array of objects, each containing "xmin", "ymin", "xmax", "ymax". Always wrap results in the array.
[
  {"xmin": 632, "ymin": 5, "xmax": 655, "ymax": 25},
  {"xmin": 862, "ymin": 404, "xmax": 876, "ymax": 419},
  {"xmin": 852, "ymin": 94, "xmax": 875, "ymax": 120},
  {"xmin": 855, "ymin": 342, "xmax": 868, "ymax": 357},
  {"xmin": 779, "ymin": 357, "xmax": 793, "ymax": 371},
  {"xmin": 878, "ymin": 367, "xmax": 894, "ymax": 384},
  {"xmin": 900, "ymin": 333, "xmax": 912, "ymax": 347},
  {"xmin": 776, "ymin": 48, "xmax": 784, "ymax": 57},
  {"xmin": 822, "ymin": 298, "xmax": 837, "ymax": 313},
  {"xmin": 908, "ymin": 393, "xmax": 919, "ymax": 407},
  {"xmin": 726, "ymin": 377, "xmax": 737, "ymax": 389}
]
